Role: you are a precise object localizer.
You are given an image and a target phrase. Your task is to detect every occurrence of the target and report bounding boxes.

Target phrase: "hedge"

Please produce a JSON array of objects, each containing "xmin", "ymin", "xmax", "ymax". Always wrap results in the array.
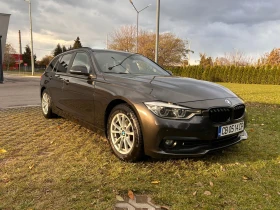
[{"xmin": 168, "ymin": 65, "xmax": 280, "ymax": 85}]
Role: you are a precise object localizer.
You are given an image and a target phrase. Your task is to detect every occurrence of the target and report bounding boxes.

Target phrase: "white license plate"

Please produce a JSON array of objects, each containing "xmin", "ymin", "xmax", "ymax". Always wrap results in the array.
[{"xmin": 218, "ymin": 122, "xmax": 244, "ymax": 137}]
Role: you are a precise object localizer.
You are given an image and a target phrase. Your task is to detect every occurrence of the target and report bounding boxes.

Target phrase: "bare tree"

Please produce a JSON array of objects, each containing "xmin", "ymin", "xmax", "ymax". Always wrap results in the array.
[
  {"xmin": 109, "ymin": 25, "xmax": 136, "ymax": 52},
  {"xmin": 214, "ymin": 50, "xmax": 255, "ymax": 66},
  {"xmin": 37, "ymin": 55, "xmax": 54, "ymax": 66},
  {"xmin": 109, "ymin": 25, "xmax": 186, "ymax": 67},
  {"xmin": 266, "ymin": 48, "xmax": 280, "ymax": 65}
]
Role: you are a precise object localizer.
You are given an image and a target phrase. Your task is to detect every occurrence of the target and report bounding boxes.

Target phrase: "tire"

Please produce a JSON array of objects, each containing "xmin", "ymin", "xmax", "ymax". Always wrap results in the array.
[
  {"xmin": 107, "ymin": 104, "xmax": 144, "ymax": 162},
  {"xmin": 41, "ymin": 89, "xmax": 56, "ymax": 119}
]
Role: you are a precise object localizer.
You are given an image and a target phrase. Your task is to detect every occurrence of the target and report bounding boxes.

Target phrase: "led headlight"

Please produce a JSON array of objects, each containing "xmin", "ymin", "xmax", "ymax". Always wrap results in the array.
[{"xmin": 144, "ymin": 102, "xmax": 202, "ymax": 119}]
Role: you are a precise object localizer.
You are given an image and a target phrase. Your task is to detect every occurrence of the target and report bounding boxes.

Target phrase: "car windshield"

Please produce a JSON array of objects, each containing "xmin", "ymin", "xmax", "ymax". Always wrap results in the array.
[{"xmin": 93, "ymin": 51, "xmax": 170, "ymax": 76}]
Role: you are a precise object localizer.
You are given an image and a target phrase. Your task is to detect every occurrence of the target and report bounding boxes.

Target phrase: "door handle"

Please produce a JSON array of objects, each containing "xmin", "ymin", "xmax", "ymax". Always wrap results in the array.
[{"xmin": 55, "ymin": 75, "xmax": 63, "ymax": 80}]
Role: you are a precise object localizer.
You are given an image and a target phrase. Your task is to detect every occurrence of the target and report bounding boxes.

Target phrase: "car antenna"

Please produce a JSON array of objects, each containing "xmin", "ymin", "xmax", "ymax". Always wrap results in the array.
[{"xmin": 150, "ymin": 76, "xmax": 156, "ymax": 84}]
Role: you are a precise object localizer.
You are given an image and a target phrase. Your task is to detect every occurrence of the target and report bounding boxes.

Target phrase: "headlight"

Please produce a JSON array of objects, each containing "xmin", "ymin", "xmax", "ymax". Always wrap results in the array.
[{"xmin": 144, "ymin": 102, "xmax": 202, "ymax": 119}]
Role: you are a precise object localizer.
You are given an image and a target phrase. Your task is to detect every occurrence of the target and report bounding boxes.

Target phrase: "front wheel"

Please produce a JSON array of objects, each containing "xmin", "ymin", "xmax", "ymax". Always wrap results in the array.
[{"xmin": 107, "ymin": 104, "xmax": 144, "ymax": 162}]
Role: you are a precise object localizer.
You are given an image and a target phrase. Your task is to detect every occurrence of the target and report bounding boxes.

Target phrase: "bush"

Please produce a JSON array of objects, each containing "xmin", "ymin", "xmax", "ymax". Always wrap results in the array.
[{"xmin": 169, "ymin": 65, "xmax": 280, "ymax": 85}]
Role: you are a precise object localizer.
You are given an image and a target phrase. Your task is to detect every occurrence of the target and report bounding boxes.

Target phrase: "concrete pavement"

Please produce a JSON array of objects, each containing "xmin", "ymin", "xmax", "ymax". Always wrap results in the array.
[{"xmin": 0, "ymin": 74, "xmax": 41, "ymax": 109}]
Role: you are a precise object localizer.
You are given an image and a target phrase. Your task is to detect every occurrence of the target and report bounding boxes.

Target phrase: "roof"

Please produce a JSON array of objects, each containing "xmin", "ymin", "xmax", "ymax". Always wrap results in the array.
[
  {"xmin": 0, "ymin": 13, "xmax": 11, "ymax": 16},
  {"xmin": 58, "ymin": 47, "xmax": 134, "ymax": 56}
]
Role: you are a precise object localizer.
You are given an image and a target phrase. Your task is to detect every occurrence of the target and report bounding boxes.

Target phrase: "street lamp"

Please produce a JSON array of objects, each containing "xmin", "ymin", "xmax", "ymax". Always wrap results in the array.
[
  {"xmin": 186, "ymin": 40, "xmax": 194, "ymax": 66},
  {"xmin": 24, "ymin": 0, "xmax": 34, "ymax": 76},
  {"xmin": 129, "ymin": 0, "xmax": 151, "ymax": 53},
  {"xmin": 155, "ymin": 0, "xmax": 160, "ymax": 63},
  {"xmin": 0, "ymin": 35, "xmax": 3, "ymax": 83}
]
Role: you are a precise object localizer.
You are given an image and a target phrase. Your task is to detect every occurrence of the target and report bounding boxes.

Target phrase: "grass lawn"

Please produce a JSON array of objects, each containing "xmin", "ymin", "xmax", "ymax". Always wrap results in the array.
[
  {"xmin": 0, "ymin": 83, "xmax": 280, "ymax": 209},
  {"xmin": 220, "ymin": 83, "xmax": 280, "ymax": 105}
]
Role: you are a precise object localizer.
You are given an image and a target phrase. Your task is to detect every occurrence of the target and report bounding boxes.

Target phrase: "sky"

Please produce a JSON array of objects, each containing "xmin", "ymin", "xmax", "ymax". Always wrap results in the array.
[{"xmin": 0, "ymin": 0, "xmax": 279, "ymax": 64}]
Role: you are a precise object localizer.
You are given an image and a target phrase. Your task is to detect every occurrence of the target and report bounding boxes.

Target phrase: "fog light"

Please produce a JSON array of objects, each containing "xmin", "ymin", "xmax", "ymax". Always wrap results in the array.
[
  {"xmin": 165, "ymin": 140, "xmax": 174, "ymax": 146},
  {"xmin": 165, "ymin": 140, "xmax": 177, "ymax": 147}
]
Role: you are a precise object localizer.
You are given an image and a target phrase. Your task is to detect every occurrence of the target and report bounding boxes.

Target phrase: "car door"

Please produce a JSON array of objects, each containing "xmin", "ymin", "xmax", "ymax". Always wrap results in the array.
[
  {"xmin": 49, "ymin": 53, "xmax": 74, "ymax": 110},
  {"xmin": 61, "ymin": 51, "xmax": 96, "ymax": 124}
]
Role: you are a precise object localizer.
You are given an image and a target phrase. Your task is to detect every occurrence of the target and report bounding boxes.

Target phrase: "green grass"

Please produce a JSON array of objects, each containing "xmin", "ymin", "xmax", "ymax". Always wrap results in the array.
[
  {"xmin": 0, "ymin": 84, "xmax": 280, "ymax": 209},
  {"xmin": 220, "ymin": 83, "xmax": 280, "ymax": 105}
]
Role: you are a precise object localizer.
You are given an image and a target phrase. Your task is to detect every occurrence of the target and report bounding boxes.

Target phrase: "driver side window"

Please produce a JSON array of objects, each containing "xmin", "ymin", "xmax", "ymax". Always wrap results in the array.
[{"xmin": 72, "ymin": 53, "xmax": 91, "ymax": 73}]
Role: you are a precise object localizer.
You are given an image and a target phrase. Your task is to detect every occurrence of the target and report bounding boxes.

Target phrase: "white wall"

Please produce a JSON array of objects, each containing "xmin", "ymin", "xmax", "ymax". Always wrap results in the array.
[{"xmin": 0, "ymin": 13, "xmax": 11, "ymax": 62}]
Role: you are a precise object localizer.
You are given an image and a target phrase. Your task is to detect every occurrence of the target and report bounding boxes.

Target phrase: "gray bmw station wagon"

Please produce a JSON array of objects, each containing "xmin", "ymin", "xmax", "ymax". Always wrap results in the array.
[{"xmin": 40, "ymin": 48, "xmax": 248, "ymax": 161}]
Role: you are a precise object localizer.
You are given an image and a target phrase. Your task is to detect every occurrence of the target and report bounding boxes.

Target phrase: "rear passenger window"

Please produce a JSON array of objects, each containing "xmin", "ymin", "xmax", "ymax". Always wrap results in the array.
[
  {"xmin": 56, "ymin": 53, "xmax": 73, "ymax": 73},
  {"xmin": 46, "ymin": 57, "xmax": 59, "ymax": 72}
]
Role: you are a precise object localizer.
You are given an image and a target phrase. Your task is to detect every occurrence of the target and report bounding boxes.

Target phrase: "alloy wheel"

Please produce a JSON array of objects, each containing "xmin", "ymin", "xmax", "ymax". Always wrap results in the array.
[
  {"xmin": 42, "ymin": 92, "xmax": 50, "ymax": 115},
  {"xmin": 110, "ymin": 113, "xmax": 135, "ymax": 155}
]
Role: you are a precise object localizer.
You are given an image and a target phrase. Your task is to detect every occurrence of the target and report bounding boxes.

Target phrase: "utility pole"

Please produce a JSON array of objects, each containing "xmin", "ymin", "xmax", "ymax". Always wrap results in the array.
[
  {"xmin": 19, "ymin": 30, "xmax": 22, "ymax": 72},
  {"xmin": 106, "ymin": 34, "xmax": 108, "ymax": 49},
  {"xmin": 25, "ymin": 0, "xmax": 35, "ymax": 76},
  {"xmin": 155, "ymin": 0, "xmax": 160, "ymax": 63},
  {"xmin": 186, "ymin": 40, "xmax": 194, "ymax": 66},
  {"xmin": 0, "ymin": 35, "xmax": 3, "ymax": 84}
]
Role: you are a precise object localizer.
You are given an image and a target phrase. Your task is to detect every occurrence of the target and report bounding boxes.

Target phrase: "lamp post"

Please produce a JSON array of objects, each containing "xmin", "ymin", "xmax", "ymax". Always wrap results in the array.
[
  {"xmin": 24, "ymin": 0, "xmax": 34, "ymax": 76},
  {"xmin": 129, "ymin": 0, "xmax": 151, "ymax": 53},
  {"xmin": 186, "ymin": 40, "xmax": 194, "ymax": 66},
  {"xmin": 155, "ymin": 0, "xmax": 160, "ymax": 63},
  {"xmin": 0, "ymin": 35, "xmax": 3, "ymax": 84}
]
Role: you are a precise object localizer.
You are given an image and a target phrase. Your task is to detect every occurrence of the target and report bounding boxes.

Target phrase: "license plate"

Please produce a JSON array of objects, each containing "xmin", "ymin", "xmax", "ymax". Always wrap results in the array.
[{"xmin": 218, "ymin": 122, "xmax": 244, "ymax": 137}]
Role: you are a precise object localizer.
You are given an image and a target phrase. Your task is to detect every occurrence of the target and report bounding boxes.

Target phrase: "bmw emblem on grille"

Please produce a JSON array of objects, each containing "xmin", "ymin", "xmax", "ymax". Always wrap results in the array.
[{"xmin": 225, "ymin": 99, "xmax": 232, "ymax": 105}]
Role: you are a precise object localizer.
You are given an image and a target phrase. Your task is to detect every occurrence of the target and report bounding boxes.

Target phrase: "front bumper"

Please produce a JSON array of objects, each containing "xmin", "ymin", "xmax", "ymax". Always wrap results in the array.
[{"xmin": 134, "ymin": 103, "xmax": 248, "ymax": 159}]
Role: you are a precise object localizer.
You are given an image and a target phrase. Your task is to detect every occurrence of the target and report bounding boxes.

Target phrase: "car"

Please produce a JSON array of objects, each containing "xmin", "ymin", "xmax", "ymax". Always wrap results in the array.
[{"xmin": 40, "ymin": 47, "xmax": 248, "ymax": 161}]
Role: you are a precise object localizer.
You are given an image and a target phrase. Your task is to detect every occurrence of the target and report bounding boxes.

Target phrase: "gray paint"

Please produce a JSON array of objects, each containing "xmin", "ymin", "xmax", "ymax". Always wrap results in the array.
[{"xmin": 0, "ymin": 13, "xmax": 11, "ymax": 61}]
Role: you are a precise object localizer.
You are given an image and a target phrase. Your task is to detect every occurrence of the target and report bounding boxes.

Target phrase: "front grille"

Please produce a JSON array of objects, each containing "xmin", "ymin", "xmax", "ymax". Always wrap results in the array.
[
  {"xmin": 209, "ymin": 104, "xmax": 245, "ymax": 123},
  {"xmin": 209, "ymin": 107, "xmax": 231, "ymax": 123},
  {"xmin": 234, "ymin": 104, "xmax": 245, "ymax": 119}
]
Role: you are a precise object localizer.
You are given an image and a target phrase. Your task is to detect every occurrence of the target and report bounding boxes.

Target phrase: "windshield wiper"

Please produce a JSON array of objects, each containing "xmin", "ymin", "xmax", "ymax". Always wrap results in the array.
[
  {"xmin": 103, "ymin": 72, "xmax": 129, "ymax": 74},
  {"xmin": 108, "ymin": 53, "xmax": 138, "ymax": 70}
]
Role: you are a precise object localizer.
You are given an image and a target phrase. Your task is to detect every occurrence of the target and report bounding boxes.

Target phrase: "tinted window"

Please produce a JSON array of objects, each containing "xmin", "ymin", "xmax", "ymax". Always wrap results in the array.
[
  {"xmin": 72, "ymin": 53, "xmax": 91, "ymax": 73},
  {"xmin": 93, "ymin": 51, "xmax": 169, "ymax": 76},
  {"xmin": 46, "ymin": 56, "xmax": 59, "ymax": 72},
  {"xmin": 56, "ymin": 53, "xmax": 73, "ymax": 73}
]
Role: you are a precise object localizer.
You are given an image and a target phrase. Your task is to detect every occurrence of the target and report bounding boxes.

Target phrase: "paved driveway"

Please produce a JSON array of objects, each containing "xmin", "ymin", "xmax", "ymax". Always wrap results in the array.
[{"xmin": 0, "ymin": 74, "xmax": 41, "ymax": 109}]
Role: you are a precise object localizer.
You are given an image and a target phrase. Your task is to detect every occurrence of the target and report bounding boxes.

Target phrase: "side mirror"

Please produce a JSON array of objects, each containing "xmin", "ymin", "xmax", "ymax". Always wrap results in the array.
[
  {"xmin": 166, "ymin": 70, "xmax": 173, "ymax": 75},
  {"xmin": 70, "ymin": 65, "xmax": 89, "ymax": 76}
]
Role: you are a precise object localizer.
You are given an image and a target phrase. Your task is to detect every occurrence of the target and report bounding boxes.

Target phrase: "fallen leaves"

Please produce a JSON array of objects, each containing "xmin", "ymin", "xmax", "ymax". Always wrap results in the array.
[
  {"xmin": 194, "ymin": 182, "xmax": 203, "ymax": 187},
  {"xmin": 0, "ymin": 148, "xmax": 7, "ymax": 154},
  {"xmin": 192, "ymin": 191, "xmax": 197, "ymax": 196},
  {"xmin": 242, "ymin": 175, "xmax": 252, "ymax": 181},
  {"xmin": 116, "ymin": 195, "xmax": 124, "ymax": 201},
  {"xmin": 151, "ymin": 180, "xmax": 160, "ymax": 184},
  {"xmin": 204, "ymin": 191, "xmax": 211, "ymax": 196},
  {"xmin": 128, "ymin": 190, "xmax": 134, "ymax": 200},
  {"xmin": 209, "ymin": 181, "xmax": 214, "ymax": 187}
]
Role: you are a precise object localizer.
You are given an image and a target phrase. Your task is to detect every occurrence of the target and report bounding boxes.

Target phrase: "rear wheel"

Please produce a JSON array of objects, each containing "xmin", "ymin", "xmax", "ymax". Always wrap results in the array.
[
  {"xmin": 41, "ymin": 89, "xmax": 55, "ymax": 119},
  {"xmin": 107, "ymin": 104, "xmax": 144, "ymax": 162}
]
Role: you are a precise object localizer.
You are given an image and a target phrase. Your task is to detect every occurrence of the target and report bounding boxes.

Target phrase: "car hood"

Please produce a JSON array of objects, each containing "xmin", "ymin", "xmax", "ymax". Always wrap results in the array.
[{"xmin": 103, "ymin": 74, "xmax": 238, "ymax": 104}]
